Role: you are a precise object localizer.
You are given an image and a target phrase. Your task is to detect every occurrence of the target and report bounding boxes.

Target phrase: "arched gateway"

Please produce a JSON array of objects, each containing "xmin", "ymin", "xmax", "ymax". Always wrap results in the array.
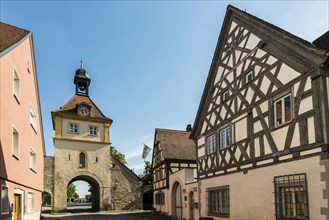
[{"xmin": 44, "ymin": 65, "xmax": 142, "ymax": 213}]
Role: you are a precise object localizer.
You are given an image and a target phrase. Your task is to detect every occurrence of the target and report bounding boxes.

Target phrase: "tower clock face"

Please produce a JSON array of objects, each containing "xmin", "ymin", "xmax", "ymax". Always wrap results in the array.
[{"xmin": 78, "ymin": 105, "xmax": 90, "ymax": 117}]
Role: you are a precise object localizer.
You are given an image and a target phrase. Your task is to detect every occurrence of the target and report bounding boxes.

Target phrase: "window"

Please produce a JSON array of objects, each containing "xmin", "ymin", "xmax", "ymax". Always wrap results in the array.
[
  {"xmin": 30, "ymin": 105, "xmax": 37, "ymax": 131},
  {"xmin": 274, "ymin": 94, "xmax": 292, "ymax": 127},
  {"xmin": 12, "ymin": 127, "xmax": 19, "ymax": 158},
  {"xmin": 207, "ymin": 185, "xmax": 229, "ymax": 217},
  {"xmin": 220, "ymin": 127, "xmax": 231, "ymax": 149},
  {"xmin": 222, "ymin": 90, "xmax": 230, "ymax": 101},
  {"xmin": 245, "ymin": 71, "xmax": 253, "ymax": 84},
  {"xmin": 155, "ymin": 191, "xmax": 165, "ymax": 205},
  {"xmin": 27, "ymin": 57, "xmax": 31, "ymax": 73},
  {"xmin": 207, "ymin": 134, "xmax": 217, "ymax": 154},
  {"xmin": 274, "ymin": 173, "xmax": 309, "ymax": 220},
  {"xmin": 30, "ymin": 148, "xmax": 36, "ymax": 171},
  {"xmin": 69, "ymin": 123, "xmax": 78, "ymax": 133},
  {"xmin": 13, "ymin": 69, "xmax": 20, "ymax": 101},
  {"xmin": 79, "ymin": 152, "xmax": 86, "ymax": 168},
  {"xmin": 1, "ymin": 186, "xmax": 9, "ymax": 214},
  {"xmin": 89, "ymin": 126, "xmax": 97, "ymax": 135},
  {"xmin": 27, "ymin": 192, "xmax": 34, "ymax": 212}
]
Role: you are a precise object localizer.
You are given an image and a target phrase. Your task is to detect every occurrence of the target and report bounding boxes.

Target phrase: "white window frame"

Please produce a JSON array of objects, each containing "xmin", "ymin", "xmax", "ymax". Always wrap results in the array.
[
  {"xmin": 1, "ymin": 185, "xmax": 9, "ymax": 215},
  {"xmin": 29, "ymin": 148, "xmax": 36, "ymax": 171},
  {"xmin": 27, "ymin": 192, "xmax": 34, "ymax": 212},
  {"xmin": 220, "ymin": 127, "xmax": 231, "ymax": 149},
  {"xmin": 13, "ymin": 68, "xmax": 20, "ymax": 101},
  {"xmin": 274, "ymin": 93, "xmax": 292, "ymax": 127},
  {"xmin": 207, "ymin": 133, "xmax": 217, "ymax": 154},
  {"xmin": 69, "ymin": 123, "xmax": 79, "ymax": 134},
  {"xmin": 89, "ymin": 125, "xmax": 97, "ymax": 136},
  {"xmin": 12, "ymin": 126, "xmax": 19, "ymax": 158},
  {"xmin": 30, "ymin": 105, "xmax": 37, "ymax": 132},
  {"xmin": 245, "ymin": 71, "xmax": 253, "ymax": 84}
]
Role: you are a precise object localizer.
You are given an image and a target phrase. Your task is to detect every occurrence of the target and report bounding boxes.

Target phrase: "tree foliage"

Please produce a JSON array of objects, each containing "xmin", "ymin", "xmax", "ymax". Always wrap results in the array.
[
  {"xmin": 67, "ymin": 183, "xmax": 79, "ymax": 199},
  {"xmin": 139, "ymin": 161, "xmax": 153, "ymax": 185},
  {"xmin": 110, "ymin": 146, "xmax": 127, "ymax": 164}
]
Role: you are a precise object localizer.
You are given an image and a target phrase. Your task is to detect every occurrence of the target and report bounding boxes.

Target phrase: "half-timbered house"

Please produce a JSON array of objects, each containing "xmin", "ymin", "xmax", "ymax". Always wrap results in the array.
[
  {"xmin": 152, "ymin": 127, "xmax": 198, "ymax": 220},
  {"xmin": 190, "ymin": 5, "xmax": 329, "ymax": 220}
]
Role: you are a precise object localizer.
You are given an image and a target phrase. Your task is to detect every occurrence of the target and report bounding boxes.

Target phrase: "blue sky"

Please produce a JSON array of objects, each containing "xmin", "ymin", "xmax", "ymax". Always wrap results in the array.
[{"xmin": 1, "ymin": 0, "xmax": 328, "ymax": 197}]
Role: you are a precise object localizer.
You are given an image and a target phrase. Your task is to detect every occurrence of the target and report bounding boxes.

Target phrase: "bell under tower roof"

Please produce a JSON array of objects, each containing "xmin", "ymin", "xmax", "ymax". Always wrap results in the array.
[{"xmin": 74, "ymin": 61, "xmax": 91, "ymax": 96}]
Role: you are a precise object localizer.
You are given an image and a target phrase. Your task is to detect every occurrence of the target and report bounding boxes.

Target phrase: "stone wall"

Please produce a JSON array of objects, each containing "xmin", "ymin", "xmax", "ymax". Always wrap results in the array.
[
  {"xmin": 110, "ymin": 156, "xmax": 142, "ymax": 210},
  {"xmin": 44, "ymin": 156, "xmax": 54, "ymax": 195},
  {"xmin": 44, "ymin": 155, "xmax": 143, "ymax": 211}
]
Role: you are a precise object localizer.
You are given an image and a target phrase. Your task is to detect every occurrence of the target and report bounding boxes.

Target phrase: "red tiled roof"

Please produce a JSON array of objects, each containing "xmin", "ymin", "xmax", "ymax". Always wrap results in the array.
[
  {"xmin": 53, "ymin": 95, "xmax": 112, "ymax": 121},
  {"xmin": 0, "ymin": 22, "xmax": 30, "ymax": 53}
]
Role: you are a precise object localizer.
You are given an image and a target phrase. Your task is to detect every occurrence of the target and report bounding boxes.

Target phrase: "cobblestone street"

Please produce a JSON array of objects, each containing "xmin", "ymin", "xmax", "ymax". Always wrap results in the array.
[{"xmin": 41, "ymin": 210, "xmax": 172, "ymax": 220}]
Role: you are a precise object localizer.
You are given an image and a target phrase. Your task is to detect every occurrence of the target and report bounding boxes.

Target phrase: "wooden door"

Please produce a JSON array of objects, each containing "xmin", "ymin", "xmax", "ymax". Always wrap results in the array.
[{"xmin": 14, "ymin": 194, "xmax": 22, "ymax": 220}]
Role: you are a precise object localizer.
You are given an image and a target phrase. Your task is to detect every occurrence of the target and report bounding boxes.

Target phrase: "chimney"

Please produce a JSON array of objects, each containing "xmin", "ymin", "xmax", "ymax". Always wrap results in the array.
[{"xmin": 186, "ymin": 124, "xmax": 192, "ymax": 132}]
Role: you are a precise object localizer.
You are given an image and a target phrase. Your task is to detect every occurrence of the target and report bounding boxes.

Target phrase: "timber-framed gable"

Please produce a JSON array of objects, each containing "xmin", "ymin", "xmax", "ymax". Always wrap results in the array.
[{"xmin": 191, "ymin": 5, "xmax": 329, "ymax": 180}]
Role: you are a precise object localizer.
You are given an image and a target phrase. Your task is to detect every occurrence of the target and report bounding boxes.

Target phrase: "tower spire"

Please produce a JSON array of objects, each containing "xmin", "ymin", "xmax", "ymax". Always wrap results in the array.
[{"xmin": 80, "ymin": 60, "xmax": 83, "ymax": 69}]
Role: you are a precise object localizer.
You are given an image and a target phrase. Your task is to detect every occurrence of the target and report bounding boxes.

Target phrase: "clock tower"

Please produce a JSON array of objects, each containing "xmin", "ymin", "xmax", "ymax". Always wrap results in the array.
[{"xmin": 51, "ymin": 65, "xmax": 113, "ymax": 212}]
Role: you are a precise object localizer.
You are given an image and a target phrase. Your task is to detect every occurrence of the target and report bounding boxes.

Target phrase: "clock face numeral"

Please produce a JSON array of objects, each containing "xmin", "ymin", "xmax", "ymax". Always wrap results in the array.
[{"xmin": 78, "ymin": 105, "xmax": 90, "ymax": 116}]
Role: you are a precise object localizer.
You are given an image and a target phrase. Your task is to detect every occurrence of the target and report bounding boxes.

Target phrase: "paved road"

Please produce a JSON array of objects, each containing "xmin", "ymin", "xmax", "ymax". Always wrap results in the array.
[{"xmin": 41, "ymin": 211, "xmax": 172, "ymax": 220}]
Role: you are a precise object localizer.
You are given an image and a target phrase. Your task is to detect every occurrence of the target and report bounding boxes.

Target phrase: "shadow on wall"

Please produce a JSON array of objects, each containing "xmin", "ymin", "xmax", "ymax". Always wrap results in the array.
[
  {"xmin": 0, "ymin": 140, "xmax": 8, "ymax": 179},
  {"xmin": 0, "ymin": 140, "xmax": 13, "ymax": 219}
]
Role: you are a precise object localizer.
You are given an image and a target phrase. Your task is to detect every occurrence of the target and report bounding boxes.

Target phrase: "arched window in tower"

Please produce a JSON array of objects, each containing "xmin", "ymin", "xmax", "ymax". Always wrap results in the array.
[{"xmin": 79, "ymin": 152, "xmax": 86, "ymax": 168}]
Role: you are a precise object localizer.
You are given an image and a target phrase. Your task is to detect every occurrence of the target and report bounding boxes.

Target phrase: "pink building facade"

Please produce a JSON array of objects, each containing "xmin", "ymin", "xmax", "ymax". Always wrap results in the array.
[{"xmin": 0, "ymin": 22, "xmax": 45, "ymax": 220}]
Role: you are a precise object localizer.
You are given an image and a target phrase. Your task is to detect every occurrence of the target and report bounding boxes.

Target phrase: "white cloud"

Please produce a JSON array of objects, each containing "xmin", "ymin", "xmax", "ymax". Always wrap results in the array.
[{"xmin": 125, "ymin": 150, "xmax": 142, "ymax": 159}]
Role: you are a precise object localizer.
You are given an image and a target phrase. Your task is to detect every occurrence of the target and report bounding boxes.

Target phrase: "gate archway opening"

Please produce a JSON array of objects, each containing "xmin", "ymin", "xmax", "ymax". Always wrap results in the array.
[
  {"xmin": 42, "ymin": 192, "xmax": 52, "ymax": 214},
  {"xmin": 67, "ymin": 175, "xmax": 100, "ymax": 213}
]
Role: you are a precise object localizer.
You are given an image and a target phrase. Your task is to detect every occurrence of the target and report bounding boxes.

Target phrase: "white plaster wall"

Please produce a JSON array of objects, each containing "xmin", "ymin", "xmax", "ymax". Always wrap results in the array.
[
  {"xmin": 234, "ymin": 117, "xmax": 247, "ymax": 142},
  {"xmin": 199, "ymin": 155, "xmax": 326, "ymax": 220}
]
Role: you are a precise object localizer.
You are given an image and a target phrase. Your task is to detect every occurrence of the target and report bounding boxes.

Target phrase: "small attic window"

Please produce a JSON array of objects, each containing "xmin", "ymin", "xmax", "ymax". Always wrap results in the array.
[{"xmin": 222, "ymin": 90, "xmax": 230, "ymax": 101}]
